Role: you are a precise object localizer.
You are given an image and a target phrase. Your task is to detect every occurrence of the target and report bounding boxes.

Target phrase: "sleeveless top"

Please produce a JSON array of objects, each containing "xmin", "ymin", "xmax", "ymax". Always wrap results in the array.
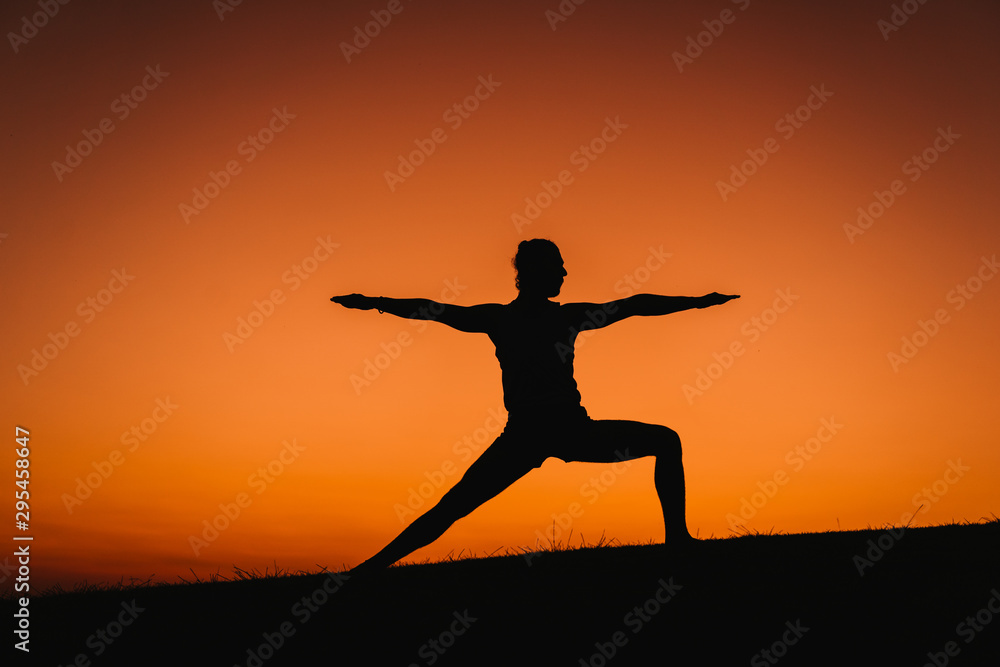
[{"xmin": 487, "ymin": 299, "xmax": 584, "ymax": 415}]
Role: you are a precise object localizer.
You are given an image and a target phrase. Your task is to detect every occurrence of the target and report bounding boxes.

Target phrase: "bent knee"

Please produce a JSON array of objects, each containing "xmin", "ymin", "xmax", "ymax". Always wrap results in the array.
[
  {"xmin": 627, "ymin": 425, "xmax": 681, "ymax": 460},
  {"xmin": 659, "ymin": 426, "xmax": 682, "ymax": 457}
]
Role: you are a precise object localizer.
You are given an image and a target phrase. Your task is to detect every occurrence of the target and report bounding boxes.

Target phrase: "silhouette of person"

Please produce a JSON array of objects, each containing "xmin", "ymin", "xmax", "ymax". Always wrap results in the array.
[{"xmin": 331, "ymin": 239, "xmax": 739, "ymax": 573}]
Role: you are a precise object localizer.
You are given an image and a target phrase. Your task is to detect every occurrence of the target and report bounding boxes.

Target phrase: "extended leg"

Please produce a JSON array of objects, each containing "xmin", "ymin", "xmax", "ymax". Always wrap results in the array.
[{"xmin": 355, "ymin": 436, "xmax": 536, "ymax": 572}]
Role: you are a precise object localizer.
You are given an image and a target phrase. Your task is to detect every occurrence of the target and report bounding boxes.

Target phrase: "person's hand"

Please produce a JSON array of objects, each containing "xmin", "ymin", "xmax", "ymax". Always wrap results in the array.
[
  {"xmin": 331, "ymin": 293, "xmax": 375, "ymax": 310},
  {"xmin": 701, "ymin": 292, "xmax": 740, "ymax": 307}
]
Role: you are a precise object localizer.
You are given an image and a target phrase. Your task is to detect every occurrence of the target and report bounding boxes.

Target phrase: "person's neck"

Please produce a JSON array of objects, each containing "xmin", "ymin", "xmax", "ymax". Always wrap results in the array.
[{"xmin": 513, "ymin": 291, "xmax": 553, "ymax": 308}]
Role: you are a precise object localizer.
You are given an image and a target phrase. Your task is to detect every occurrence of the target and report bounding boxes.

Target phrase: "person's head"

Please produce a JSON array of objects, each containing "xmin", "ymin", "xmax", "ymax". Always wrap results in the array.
[{"xmin": 512, "ymin": 238, "xmax": 566, "ymax": 298}]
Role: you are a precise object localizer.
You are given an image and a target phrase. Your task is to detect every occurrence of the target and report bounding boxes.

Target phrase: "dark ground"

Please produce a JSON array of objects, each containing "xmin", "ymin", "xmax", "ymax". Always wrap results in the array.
[{"xmin": 6, "ymin": 521, "xmax": 999, "ymax": 666}]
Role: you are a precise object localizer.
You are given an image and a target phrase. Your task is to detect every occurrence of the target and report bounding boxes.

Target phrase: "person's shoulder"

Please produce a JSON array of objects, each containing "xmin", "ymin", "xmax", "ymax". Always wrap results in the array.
[
  {"xmin": 470, "ymin": 302, "xmax": 507, "ymax": 325},
  {"xmin": 556, "ymin": 301, "xmax": 612, "ymax": 328},
  {"xmin": 556, "ymin": 301, "xmax": 588, "ymax": 315},
  {"xmin": 475, "ymin": 302, "xmax": 507, "ymax": 313}
]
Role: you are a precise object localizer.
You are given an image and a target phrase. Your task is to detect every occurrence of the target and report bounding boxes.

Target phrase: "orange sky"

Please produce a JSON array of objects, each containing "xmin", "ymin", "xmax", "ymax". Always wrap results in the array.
[{"xmin": 2, "ymin": 0, "xmax": 998, "ymax": 590}]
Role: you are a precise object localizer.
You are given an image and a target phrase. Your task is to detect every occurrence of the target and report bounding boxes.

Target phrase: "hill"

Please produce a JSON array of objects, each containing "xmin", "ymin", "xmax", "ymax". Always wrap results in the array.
[{"xmin": 7, "ymin": 521, "xmax": 999, "ymax": 665}]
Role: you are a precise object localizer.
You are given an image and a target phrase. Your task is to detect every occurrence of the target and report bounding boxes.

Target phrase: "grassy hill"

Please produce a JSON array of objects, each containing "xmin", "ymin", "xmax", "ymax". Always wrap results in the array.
[{"xmin": 7, "ymin": 520, "xmax": 999, "ymax": 665}]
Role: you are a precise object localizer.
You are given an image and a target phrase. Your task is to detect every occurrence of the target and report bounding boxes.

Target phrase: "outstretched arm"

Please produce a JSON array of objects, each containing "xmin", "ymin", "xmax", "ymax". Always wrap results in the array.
[
  {"xmin": 330, "ymin": 294, "xmax": 499, "ymax": 333},
  {"xmin": 616, "ymin": 292, "xmax": 739, "ymax": 317},
  {"xmin": 567, "ymin": 292, "xmax": 740, "ymax": 330}
]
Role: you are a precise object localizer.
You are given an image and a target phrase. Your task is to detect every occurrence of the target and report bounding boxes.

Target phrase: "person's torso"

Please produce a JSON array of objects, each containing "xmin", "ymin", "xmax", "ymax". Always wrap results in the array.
[{"xmin": 488, "ymin": 300, "xmax": 582, "ymax": 414}]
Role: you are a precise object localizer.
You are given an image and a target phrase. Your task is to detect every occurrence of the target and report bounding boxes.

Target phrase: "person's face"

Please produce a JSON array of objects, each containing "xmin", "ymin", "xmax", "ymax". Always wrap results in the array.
[{"xmin": 536, "ymin": 252, "xmax": 567, "ymax": 297}]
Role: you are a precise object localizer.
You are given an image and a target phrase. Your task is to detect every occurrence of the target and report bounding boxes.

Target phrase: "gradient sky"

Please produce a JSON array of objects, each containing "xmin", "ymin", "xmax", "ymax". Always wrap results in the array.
[{"xmin": 2, "ymin": 0, "xmax": 998, "ymax": 590}]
